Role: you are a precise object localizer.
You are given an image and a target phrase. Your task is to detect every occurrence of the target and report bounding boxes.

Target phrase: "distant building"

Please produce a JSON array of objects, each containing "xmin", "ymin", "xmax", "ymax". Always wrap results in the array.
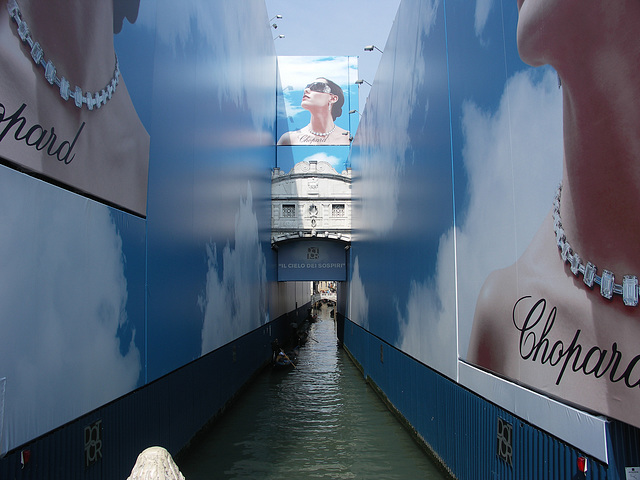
[{"xmin": 271, "ymin": 160, "xmax": 351, "ymax": 245}]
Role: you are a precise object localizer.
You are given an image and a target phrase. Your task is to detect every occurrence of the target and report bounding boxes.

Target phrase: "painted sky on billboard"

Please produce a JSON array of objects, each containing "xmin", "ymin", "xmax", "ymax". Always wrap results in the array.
[
  {"xmin": 349, "ymin": 0, "xmax": 455, "ymax": 379},
  {"xmin": 130, "ymin": 1, "xmax": 275, "ymax": 381},
  {"xmin": 0, "ymin": 0, "xmax": 277, "ymax": 454},
  {"xmin": 0, "ymin": 165, "xmax": 145, "ymax": 454},
  {"xmin": 349, "ymin": 0, "xmax": 640, "ymax": 435},
  {"xmin": 276, "ymin": 145, "xmax": 351, "ymax": 177}
]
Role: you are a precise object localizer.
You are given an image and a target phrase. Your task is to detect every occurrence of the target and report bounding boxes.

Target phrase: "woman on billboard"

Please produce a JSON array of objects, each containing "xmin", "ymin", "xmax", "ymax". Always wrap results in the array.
[
  {"xmin": 467, "ymin": 0, "xmax": 640, "ymax": 429},
  {"xmin": 277, "ymin": 77, "xmax": 351, "ymax": 146},
  {"xmin": 0, "ymin": 0, "xmax": 150, "ymax": 216}
]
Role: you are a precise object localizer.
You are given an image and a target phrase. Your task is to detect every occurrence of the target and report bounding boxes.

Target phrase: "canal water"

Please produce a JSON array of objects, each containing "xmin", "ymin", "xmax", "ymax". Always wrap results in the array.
[{"xmin": 179, "ymin": 304, "xmax": 448, "ymax": 479}]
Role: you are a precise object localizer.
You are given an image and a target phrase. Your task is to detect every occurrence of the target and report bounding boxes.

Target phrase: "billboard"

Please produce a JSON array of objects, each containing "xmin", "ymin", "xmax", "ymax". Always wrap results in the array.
[
  {"xmin": 0, "ymin": 0, "xmax": 276, "ymax": 455},
  {"xmin": 0, "ymin": 0, "xmax": 149, "ymax": 216},
  {"xmin": 276, "ymin": 56, "xmax": 357, "ymax": 176},
  {"xmin": 348, "ymin": 0, "xmax": 637, "ymax": 455},
  {"xmin": 277, "ymin": 56, "xmax": 357, "ymax": 147},
  {"xmin": 461, "ymin": 0, "xmax": 640, "ymax": 431}
]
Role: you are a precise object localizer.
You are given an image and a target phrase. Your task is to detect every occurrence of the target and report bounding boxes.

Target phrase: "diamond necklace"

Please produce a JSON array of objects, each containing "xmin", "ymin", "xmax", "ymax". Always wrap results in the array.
[
  {"xmin": 7, "ymin": 0, "xmax": 120, "ymax": 111},
  {"xmin": 308, "ymin": 124, "xmax": 336, "ymax": 137},
  {"xmin": 553, "ymin": 184, "xmax": 639, "ymax": 306}
]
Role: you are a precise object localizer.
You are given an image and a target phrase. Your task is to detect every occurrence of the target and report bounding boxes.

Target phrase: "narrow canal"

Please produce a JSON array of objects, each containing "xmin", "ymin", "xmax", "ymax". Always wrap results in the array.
[{"xmin": 179, "ymin": 304, "xmax": 448, "ymax": 479}]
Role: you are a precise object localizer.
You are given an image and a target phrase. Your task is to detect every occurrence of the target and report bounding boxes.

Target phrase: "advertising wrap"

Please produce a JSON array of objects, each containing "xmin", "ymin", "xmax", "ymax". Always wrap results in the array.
[{"xmin": 0, "ymin": 0, "xmax": 150, "ymax": 216}]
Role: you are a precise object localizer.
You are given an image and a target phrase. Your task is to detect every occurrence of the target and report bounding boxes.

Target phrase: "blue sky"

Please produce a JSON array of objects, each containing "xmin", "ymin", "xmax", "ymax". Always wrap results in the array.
[{"xmin": 265, "ymin": 0, "xmax": 402, "ymax": 113}]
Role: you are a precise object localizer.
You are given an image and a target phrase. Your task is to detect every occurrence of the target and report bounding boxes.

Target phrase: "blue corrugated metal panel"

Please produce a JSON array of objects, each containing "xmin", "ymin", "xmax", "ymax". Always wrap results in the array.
[
  {"xmin": 606, "ymin": 418, "xmax": 640, "ymax": 478},
  {"xmin": 343, "ymin": 319, "xmax": 638, "ymax": 480}
]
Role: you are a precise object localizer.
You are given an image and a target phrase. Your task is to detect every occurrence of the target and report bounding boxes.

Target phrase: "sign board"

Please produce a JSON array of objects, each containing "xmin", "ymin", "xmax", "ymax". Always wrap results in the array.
[{"xmin": 278, "ymin": 239, "xmax": 347, "ymax": 281}]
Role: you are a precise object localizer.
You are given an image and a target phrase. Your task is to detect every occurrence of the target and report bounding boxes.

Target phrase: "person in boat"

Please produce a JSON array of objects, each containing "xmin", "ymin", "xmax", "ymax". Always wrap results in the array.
[
  {"xmin": 269, "ymin": 339, "xmax": 285, "ymax": 363},
  {"xmin": 275, "ymin": 349, "xmax": 288, "ymax": 365}
]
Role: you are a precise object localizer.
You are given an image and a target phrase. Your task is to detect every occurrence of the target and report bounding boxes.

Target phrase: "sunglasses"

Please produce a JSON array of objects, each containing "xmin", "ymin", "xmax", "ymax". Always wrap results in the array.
[{"xmin": 305, "ymin": 82, "xmax": 332, "ymax": 94}]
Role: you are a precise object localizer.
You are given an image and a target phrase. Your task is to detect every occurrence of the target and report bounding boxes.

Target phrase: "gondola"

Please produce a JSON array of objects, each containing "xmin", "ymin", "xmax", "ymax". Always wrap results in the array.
[
  {"xmin": 272, "ymin": 346, "xmax": 297, "ymax": 370},
  {"xmin": 272, "ymin": 356, "xmax": 295, "ymax": 370}
]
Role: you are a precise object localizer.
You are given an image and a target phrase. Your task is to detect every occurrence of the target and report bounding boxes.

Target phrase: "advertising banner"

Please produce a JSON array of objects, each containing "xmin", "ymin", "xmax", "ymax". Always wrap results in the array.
[
  {"xmin": 277, "ymin": 56, "xmax": 357, "ymax": 148},
  {"xmin": 349, "ymin": 0, "xmax": 636, "ymax": 455},
  {"xmin": 278, "ymin": 239, "xmax": 347, "ymax": 282},
  {"xmin": 0, "ymin": 0, "xmax": 275, "ymax": 455},
  {"xmin": 0, "ymin": 0, "xmax": 150, "ymax": 216},
  {"xmin": 456, "ymin": 1, "xmax": 640, "ymax": 432},
  {"xmin": 276, "ymin": 56, "xmax": 357, "ymax": 178}
]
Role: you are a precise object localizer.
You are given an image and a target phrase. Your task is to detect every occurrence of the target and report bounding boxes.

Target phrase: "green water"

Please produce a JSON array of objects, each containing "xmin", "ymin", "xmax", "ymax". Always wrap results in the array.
[{"xmin": 179, "ymin": 306, "xmax": 448, "ymax": 479}]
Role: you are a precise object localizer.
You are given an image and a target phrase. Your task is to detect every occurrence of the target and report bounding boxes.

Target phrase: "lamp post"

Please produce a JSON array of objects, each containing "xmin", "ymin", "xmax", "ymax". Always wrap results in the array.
[
  {"xmin": 270, "ymin": 14, "xmax": 282, "ymax": 29},
  {"xmin": 355, "ymin": 79, "xmax": 372, "ymax": 87},
  {"xmin": 363, "ymin": 45, "xmax": 383, "ymax": 54}
]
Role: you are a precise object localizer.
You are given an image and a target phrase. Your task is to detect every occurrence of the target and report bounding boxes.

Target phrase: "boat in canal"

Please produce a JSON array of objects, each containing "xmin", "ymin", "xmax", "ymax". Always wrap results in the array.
[
  {"xmin": 273, "ymin": 356, "xmax": 295, "ymax": 370},
  {"xmin": 271, "ymin": 339, "xmax": 297, "ymax": 370}
]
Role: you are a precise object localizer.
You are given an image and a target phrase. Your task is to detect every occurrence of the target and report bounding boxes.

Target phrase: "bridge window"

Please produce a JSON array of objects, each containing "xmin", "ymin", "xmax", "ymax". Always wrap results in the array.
[
  {"xmin": 282, "ymin": 204, "xmax": 296, "ymax": 218},
  {"xmin": 332, "ymin": 204, "xmax": 345, "ymax": 217}
]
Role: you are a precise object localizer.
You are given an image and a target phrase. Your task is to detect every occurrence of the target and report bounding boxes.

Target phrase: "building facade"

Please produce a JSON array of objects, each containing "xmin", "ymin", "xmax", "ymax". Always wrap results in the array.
[{"xmin": 271, "ymin": 160, "xmax": 351, "ymax": 245}]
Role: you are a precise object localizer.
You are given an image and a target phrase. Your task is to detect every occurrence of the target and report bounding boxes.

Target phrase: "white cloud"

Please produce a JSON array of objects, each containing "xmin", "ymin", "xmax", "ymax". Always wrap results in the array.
[
  {"xmin": 199, "ymin": 182, "xmax": 268, "ymax": 354},
  {"xmin": 394, "ymin": 68, "xmax": 562, "ymax": 371},
  {"xmin": 356, "ymin": 0, "xmax": 439, "ymax": 237},
  {"xmin": 348, "ymin": 256, "xmax": 369, "ymax": 329},
  {"xmin": 474, "ymin": 0, "xmax": 494, "ymax": 38},
  {"xmin": 277, "ymin": 56, "xmax": 354, "ymax": 90},
  {"xmin": 278, "ymin": 96, "xmax": 305, "ymax": 122},
  {"xmin": 136, "ymin": 1, "xmax": 275, "ymax": 133},
  {"xmin": 0, "ymin": 172, "xmax": 141, "ymax": 453},
  {"xmin": 396, "ymin": 232, "xmax": 457, "ymax": 378},
  {"xmin": 456, "ymin": 68, "xmax": 562, "ymax": 359},
  {"xmin": 302, "ymin": 152, "xmax": 342, "ymax": 168},
  {"xmin": 392, "ymin": 70, "xmax": 562, "ymax": 372}
]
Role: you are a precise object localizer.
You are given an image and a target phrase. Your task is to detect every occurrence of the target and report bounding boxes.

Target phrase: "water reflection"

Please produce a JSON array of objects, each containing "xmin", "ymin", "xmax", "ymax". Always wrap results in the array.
[{"xmin": 180, "ymin": 304, "xmax": 447, "ymax": 479}]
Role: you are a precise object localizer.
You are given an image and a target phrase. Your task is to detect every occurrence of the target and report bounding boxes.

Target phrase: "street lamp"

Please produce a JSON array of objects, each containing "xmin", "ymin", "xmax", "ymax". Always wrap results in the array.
[
  {"xmin": 270, "ymin": 14, "xmax": 282, "ymax": 29},
  {"xmin": 355, "ymin": 79, "xmax": 372, "ymax": 87},
  {"xmin": 364, "ymin": 45, "xmax": 383, "ymax": 53},
  {"xmin": 274, "ymin": 34, "xmax": 285, "ymax": 40}
]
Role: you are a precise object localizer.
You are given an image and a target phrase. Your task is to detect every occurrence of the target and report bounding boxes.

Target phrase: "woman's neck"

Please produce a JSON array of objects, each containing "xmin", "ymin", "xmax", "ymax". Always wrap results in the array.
[
  {"xmin": 559, "ymin": 53, "xmax": 640, "ymax": 273},
  {"xmin": 308, "ymin": 110, "xmax": 335, "ymax": 134}
]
